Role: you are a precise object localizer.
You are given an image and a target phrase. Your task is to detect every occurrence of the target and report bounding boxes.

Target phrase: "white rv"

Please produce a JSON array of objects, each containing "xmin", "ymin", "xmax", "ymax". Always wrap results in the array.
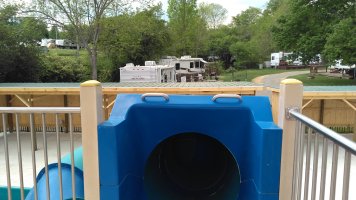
[
  {"xmin": 55, "ymin": 39, "xmax": 76, "ymax": 49},
  {"xmin": 119, "ymin": 61, "xmax": 176, "ymax": 83},
  {"xmin": 330, "ymin": 59, "xmax": 355, "ymax": 70},
  {"xmin": 270, "ymin": 52, "xmax": 302, "ymax": 67},
  {"xmin": 159, "ymin": 56, "xmax": 208, "ymax": 81},
  {"xmin": 41, "ymin": 39, "xmax": 55, "ymax": 47},
  {"xmin": 174, "ymin": 56, "xmax": 207, "ymax": 74}
]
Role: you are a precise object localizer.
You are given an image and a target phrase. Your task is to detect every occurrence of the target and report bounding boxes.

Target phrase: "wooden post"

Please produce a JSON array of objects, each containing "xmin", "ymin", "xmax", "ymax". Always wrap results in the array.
[
  {"xmin": 352, "ymin": 114, "xmax": 356, "ymax": 142},
  {"xmin": 103, "ymin": 95, "xmax": 109, "ymax": 120},
  {"xmin": 319, "ymin": 99, "xmax": 325, "ymax": 124},
  {"xmin": 278, "ymin": 79, "xmax": 303, "ymax": 200},
  {"xmin": 80, "ymin": 80, "xmax": 104, "ymax": 200},
  {"xmin": 5, "ymin": 95, "xmax": 13, "ymax": 132},
  {"xmin": 29, "ymin": 95, "xmax": 37, "ymax": 150},
  {"xmin": 64, "ymin": 95, "xmax": 69, "ymax": 133}
]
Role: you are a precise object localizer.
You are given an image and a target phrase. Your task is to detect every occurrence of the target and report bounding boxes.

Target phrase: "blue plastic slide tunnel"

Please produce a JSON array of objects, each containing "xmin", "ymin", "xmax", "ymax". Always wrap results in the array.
[
  {"xmin": 144, "ymin": 132, "xmax": 240, "ymax": 200},
  {"xmin": 98, "ymin": 94, "xmax": 282, "ymax": 200},
  {"xmin": 61, "ymin": 147, "xmax": 84, "ymax": 171},
  {"xmin": 25, "ymin": 147, "xmax": 84, "ymax": 200},
  {"xmin": 25, "ymin": 163, "xmax": 84, "ymax": 200}
]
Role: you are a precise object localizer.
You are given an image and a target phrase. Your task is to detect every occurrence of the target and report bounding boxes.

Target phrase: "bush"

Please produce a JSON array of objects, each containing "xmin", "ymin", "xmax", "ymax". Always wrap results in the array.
[
  {"xmin": 40, "ymin": 55, "xmax": 90, "ymax": 82},
  {"xmin": 97, "ymin": 55, "xmax": 117, "ymax": 82},
  {"xmin": 0, "ymin": 45, "xmax": 42, "ymax": 82}
]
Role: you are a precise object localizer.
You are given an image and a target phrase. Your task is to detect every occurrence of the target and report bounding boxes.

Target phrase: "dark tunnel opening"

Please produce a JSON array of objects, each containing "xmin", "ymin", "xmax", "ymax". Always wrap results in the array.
[{"xmin": 144, "ymin": 133, "xmax": 240, "ymax": 200}]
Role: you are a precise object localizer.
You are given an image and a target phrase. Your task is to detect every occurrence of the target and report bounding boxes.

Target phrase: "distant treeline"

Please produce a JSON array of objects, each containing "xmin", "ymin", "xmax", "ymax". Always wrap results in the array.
[{"xmin": 0, "ymin": 0, "xmax": 354, "ymax": 82}]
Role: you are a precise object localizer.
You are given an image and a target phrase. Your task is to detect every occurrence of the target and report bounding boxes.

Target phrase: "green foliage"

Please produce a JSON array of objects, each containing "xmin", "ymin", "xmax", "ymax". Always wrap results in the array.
[
  {"xmin": 167, "ymin": 0, "xmax": 207, "ymax": 56},
  {"xmin": 44, "ymin": 49, "xmax": 113, "ymax": 82},
  {"xmin": 32, "ymin": 0, "xmax": 139, "ymax": 79},
  {"xmin": 0, "ymin": 45, "xmax": 42, "ymax": 82},
  {"xmin": 204, "ymin": 3, "xmax": 280, "ymax": 69},
  {"xmin": 205, "ymin": 61, "xmax": 224, "ymax": 77},
  {"xmin": 99, "ymin": 6, "xmax": 170, "ymax": 67},
  {"xmin": 40, "ymin": 55, "xmax": 90, "ymax": 82},
  {"xmin": 323, "ymin": 18, "xmax": 356, "ymax": 65},
  {"xmin": 210, "ymin": 0, "xmax": 290, "ymax": 68},
  {"xmin": 20, "ymin": 17, "xmax": 49, "ymax": 42},
  {"xmin": 289, "ymin": 74, "xmax": 356, "ymax": 86},
  {"xmin": 232, "ymin": 7, "xmax": 261, "ymax": 28},
  {"xmin": 220, "ymin": 68, "xmax": 289, "ymax": 82},
  {"xmin": 198, "ymin": 2, "xmax": 227, "ymax": 29},
  {"xmin": 273, "ymin": 0, "xmax": 355, "ymax": 64},
  {"xmin": 206, "ymin": 26, "xmax": 234, "ymax": 67},
  {"xmin": 247, "ymin": 0, "xmax": 290, "ymax": 62},
  {"xmin": 229, "ymin": 41, "xmax": 258, "ymax": 68},
  {"xmin": 0, "ymin": 5, "xmax": 44, "ymax": 82},
  {"xmin": 48, "ymin": 26, "xmax": 60, "ymax": 39},
  {"xmin": 228, "ymin": 7, "xmax": 263, "ymax": 68},
  {"xmin": 2, "ymin": 0, "xmax": 354, "ymax": 83},
  {"xmin": 329, "ymin": 126, "xmax": 353, "ymax": 134}
]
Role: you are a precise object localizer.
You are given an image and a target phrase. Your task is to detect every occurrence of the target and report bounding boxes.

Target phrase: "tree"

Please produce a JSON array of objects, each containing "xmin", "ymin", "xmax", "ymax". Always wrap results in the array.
[
  {"xmin": 273, "ymin": 0, "xmax": 355, "ymax": 64},
  {"xmin": 198, "ymin": 2, "xmax": 227, "ymax": 29},
  {"xmin": 31, "ymin": 0, "xmax": 152, "ymax": 80},
  {"xmin": 100, "ymin": 6, "xmax": 169, "ymax": 65},
  {"xmin": 229, "ymin": 41, "xmax": 256, "ymax": 68},
  {"xmin": 205, "ymin": 26, "xmax": 235, "ymax": 67},
  {"xmin": 323, "ymin": 18, "xmax": 356, "ymax": 65},
  {"xmin": 227, "ymin": 7, "xmax": 262, "ymax": 68},
  {"xmin": 231, "ymin": 7, "xmax": 261, "ymax": 41},
  {"xmin": 167, "ymin": 0, "xmax": 206, "ymax": 56},
  {"xmin": 20, "ymin": 17, "xmax": 49, "ymax": 41},
  {"xmin": 49, "ymin": 25, "xmax": 60, "ymax": 39},
  {"xmin": 203, "ymin": 1, "xmax": 292, "ymax": 68},
  {"xmin": 0, "ymin": 5, "xmax": 43, "ymax": 82},
  {"xmin": 248, "ymin": 0, "xmax": 291, "ymax": 62}
]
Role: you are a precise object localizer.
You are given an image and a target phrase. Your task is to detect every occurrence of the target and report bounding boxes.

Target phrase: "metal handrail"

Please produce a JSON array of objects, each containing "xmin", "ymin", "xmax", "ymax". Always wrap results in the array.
[
  {"xmin": 289, "ymin": 108, "xmax": 355, "ymax": 200},
  {"xmin": 289, "ymin": 109, "xmax": 356, "ymax": 155},
  {"xmin": 0, "ymin": 107, "xmax": 81, "ymax": 200},
  {"xmin": 0, "ymin": 107, "xmax": 80, "ymax": 114}
]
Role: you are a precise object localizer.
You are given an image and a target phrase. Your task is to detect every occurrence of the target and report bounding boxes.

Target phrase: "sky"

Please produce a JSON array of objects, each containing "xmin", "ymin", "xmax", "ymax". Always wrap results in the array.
[{"xmin": 157, "ymin": 0, "xmax": 269, "ymax": 24}]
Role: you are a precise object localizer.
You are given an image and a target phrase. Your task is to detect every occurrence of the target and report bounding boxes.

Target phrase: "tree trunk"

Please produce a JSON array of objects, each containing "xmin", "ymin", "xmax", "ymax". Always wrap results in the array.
[
  {"xmin": 76, "ymin": 35, "xmax": 80, "ymax": 57},
  {"xmin": 91, "ymin": 49, "xmax": 98, "ymax": 80},
  {"xmin": 90, "ymin": 21, "xmax": 101, "ymax": 80},
  {"xmin": 87, "ymin": 47, "xmax": 98, "ymax": 80}
]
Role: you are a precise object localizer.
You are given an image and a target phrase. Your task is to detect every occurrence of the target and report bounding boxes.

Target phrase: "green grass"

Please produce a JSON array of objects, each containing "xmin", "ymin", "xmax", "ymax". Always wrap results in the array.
[
  {"xmin": 47, "ymin": 49, "xmax": 89, "ymax": 64},
  {"xmin": 48, "ymin": 48, "xmax": 88, "ymax": 57},
  {"xmin": 219, "ymin": 68, "xmax": 290, "ymax": 82},
  {"xmin": 289, "ymin": 74, "xmax": 356, "ymax": 86}
]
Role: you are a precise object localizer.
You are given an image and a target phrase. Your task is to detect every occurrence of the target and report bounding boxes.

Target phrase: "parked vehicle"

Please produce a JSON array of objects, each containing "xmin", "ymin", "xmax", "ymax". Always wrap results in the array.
[
  {"xmin": 329, "ymin": 60, "xmax": 356, "ymax": 78},
  {"xmin": 120, "ymin": 61, "xmax": 175, "ymax": 83},
  {"xmin": 270, "ymin": 52, "xmax": 302, "ymax": 67},
  {"xmin": 120, "ymin": 56, "xmax": 208, "ymax": 83},
  {"xmin": 329, "ymin": 59, "xmax": 355, "ymax": 70},
  {"xmin": 41, "ymin": 39, "xmax": 77, "ymax": 49},
  {"xmin": 55, "ymin": 39, "xmax": 77, "ymax": 49},
  {"xmin": 159, "ymin": 56, "xmax": 208, "ymax": 82},
  {"xmin": 41, "ymin": 39, "xmax": 55, "ymax": 48}
]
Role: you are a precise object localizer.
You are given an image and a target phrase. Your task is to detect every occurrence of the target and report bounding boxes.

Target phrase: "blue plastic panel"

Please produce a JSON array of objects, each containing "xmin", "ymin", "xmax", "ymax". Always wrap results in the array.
[{"xmin": 98, "ymin": 94, "xmax": 282, "ymax": 200}]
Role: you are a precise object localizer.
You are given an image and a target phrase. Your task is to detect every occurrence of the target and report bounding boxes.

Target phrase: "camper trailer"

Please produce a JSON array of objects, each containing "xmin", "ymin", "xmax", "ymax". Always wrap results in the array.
[
  {"xmin": 270, "ymin": 52, "xmax": 302, "ymax": 67},
  {"xmin": 55, "ymin": 39, "xmax": 76, "ymax": 49},
  {"xmin": 330, "ymin": 59, "xmax": 355, "ymax": 70},
  {"xmin": 120, "ymin": 61, "xmax": 175, "ymax": 83},
  {"xmin": 160, "ymin": 56, "xmax": 208, "ymax": 82},
  {"xmin": 174, "ymin": 56, "xmax": 207, "ymax": 74},
  {"xmin": 41, "ymin": 39, "xmax": 55, "ymax": 48}
]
